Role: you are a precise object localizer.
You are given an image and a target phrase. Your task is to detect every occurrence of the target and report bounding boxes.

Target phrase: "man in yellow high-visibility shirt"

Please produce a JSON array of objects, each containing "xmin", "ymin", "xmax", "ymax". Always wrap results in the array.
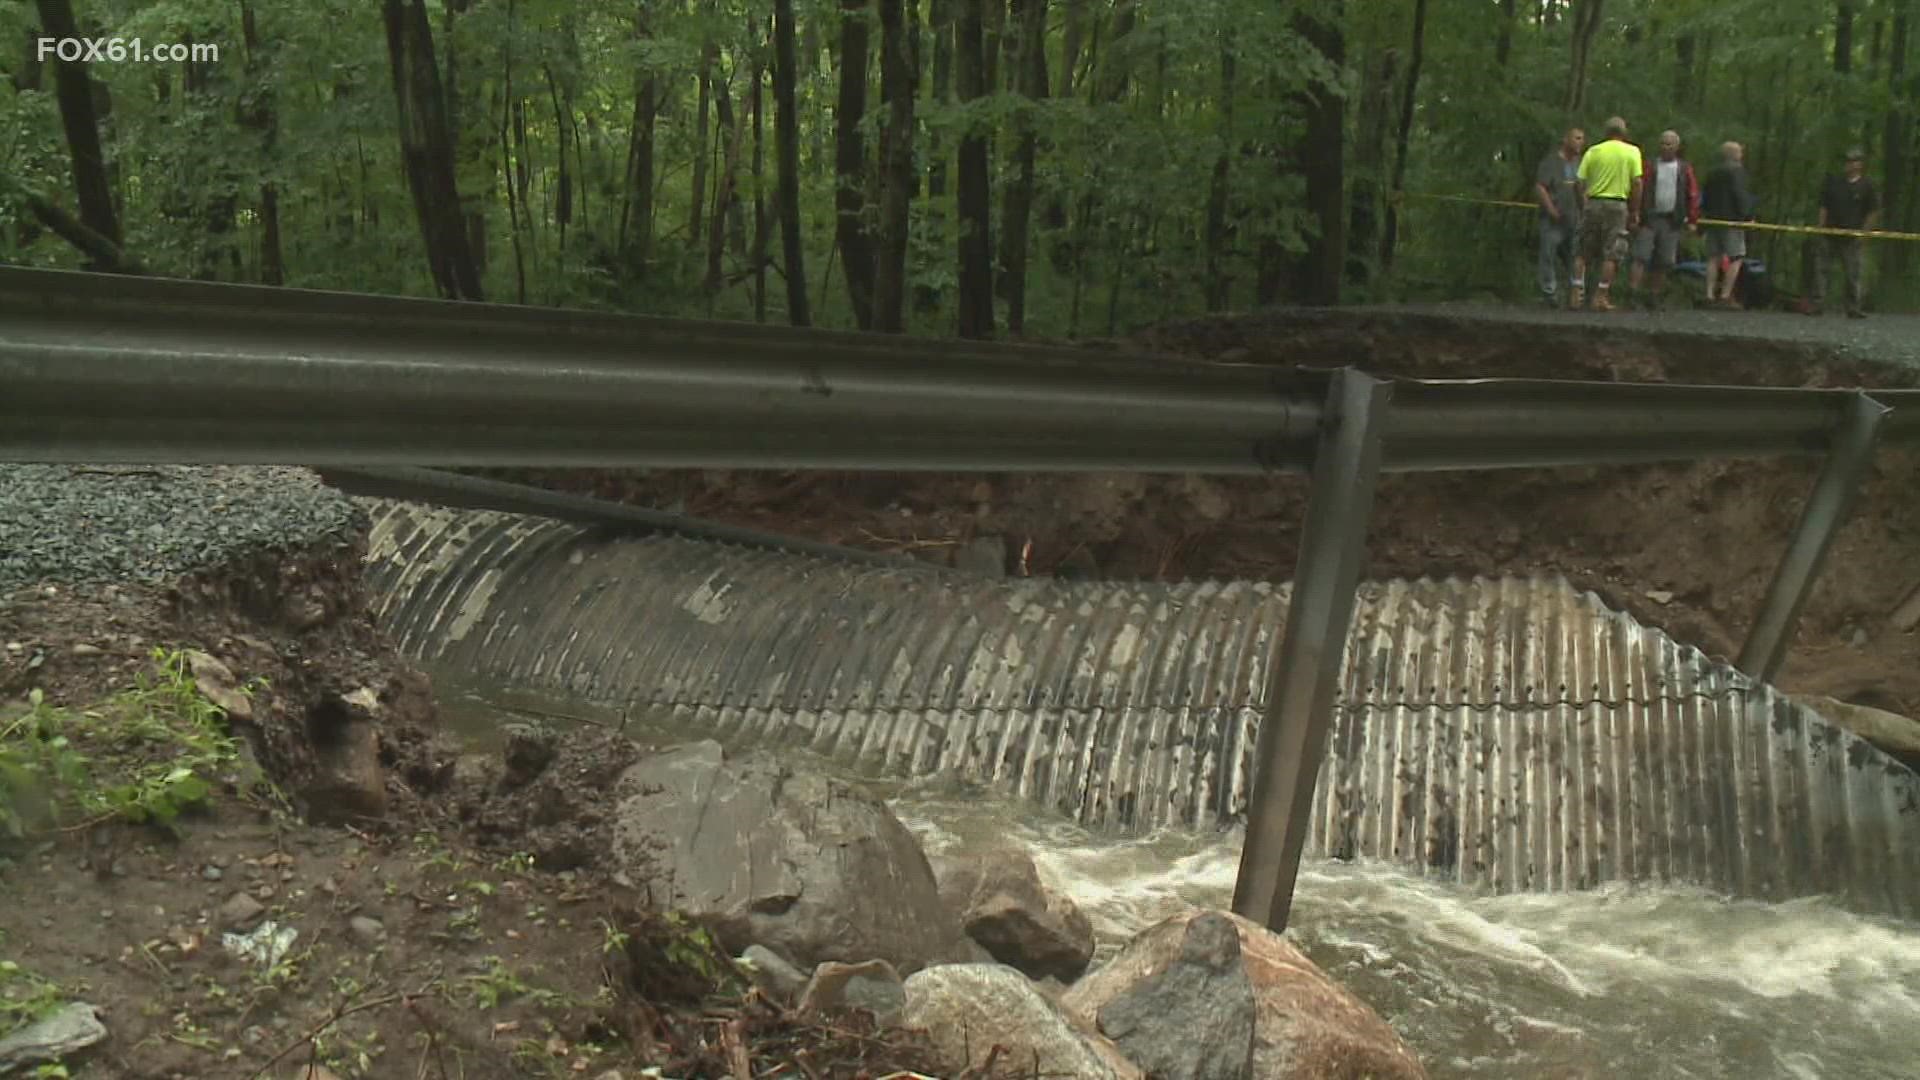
[{"xmin": 1575, "ymin": 116, "xmax": 1644, "ymax": 312}]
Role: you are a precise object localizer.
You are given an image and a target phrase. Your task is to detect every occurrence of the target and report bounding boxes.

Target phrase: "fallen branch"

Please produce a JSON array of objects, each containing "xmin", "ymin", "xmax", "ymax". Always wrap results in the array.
[
  {"xmin": 247, "ymin": 982, "xmax": 424, "ymax": 1079},
  {"xmin": 20, "ymin": 190, "xmax": 146, "ymax": 274}
]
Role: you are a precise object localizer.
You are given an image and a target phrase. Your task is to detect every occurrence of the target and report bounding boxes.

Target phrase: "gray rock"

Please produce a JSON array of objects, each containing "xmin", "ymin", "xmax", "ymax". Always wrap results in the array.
[
  {"xmin": 609, "ymin": 741, "xmax": 965, "ymax": 974},
  {"xmin": 185, "ymin": 650, "xmax": 253, "ymax": 722},
  {"xmin": 797, "ymin": 959, "xmax": 906, "ymax": 1024},
  {"xmin": 900, "ymin": 964, "xmax": 1140, "ymax": 1079},
  {"xmin": 301, "ymin": 693, "xmax": 387, "ymax": 824},
  {"xmin": 1091, "ymin": 912, "xmax": 1255, "ymax": 1080},
  {"xmin": 218, "ymin": 892, "xmax": 267, "ymax": 930},
  {"xmin": 201, "ymin": 865, "xmax": 223, "ymax": 882},
  {"xmin": 1799, "ymin": 694, "xmax": 1920, "ymax": 757},
  {"xmin": 501, "ymin": 723, "xmax": 558, "ymax": 788},
  {"xmin": 935, "ymin": 847, "xmax": 1095, "ymax": 982},
  {"xmin": 348, "ymin": 916, "xmax": 386, "ymax": 946},
  {"xmin": 740, "ymin": 945, "xmax": 809, "ymax": 1004},
  {"xmin": 1063, "ymin": 909, "xmax": 1428, "ymax": 1080},
  {"xmin": 953, "ymin": 536, "xmax": 1007, "ymax": 577},
  {"xmin": 0, "ymin": 1002, "xmax": 107, "ymax": 1073}
]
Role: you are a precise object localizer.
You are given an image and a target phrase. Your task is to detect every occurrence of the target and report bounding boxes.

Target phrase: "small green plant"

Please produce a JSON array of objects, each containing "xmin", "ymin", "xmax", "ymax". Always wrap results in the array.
[
  {"xmin": 598, "ymin": 918, "xmax": 630, "ymax": 956},
  {"xmin": 462, "ymin": 957, "xmax": 564, "ymax": 1010},
  {"xmin": 661, "ymin": 913, "xmax": 725, "ymax": 984},
  {"xmin": 493, "ymin": 851, "xmax": 536, "ymax": 876},
  {"xmin": 0, "ymin": 650, "xmax": 239, "ymax": 838},
  {"xmin": 0, "ymin": 956, "xmax": 66, "ymax": 1036}
]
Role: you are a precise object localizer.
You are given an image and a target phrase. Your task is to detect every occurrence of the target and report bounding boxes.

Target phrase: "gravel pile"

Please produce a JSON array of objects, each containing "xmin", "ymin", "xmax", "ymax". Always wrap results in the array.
[{"xmin": 0, "ymin": 466, "xmax": 366, "ymax": 592}]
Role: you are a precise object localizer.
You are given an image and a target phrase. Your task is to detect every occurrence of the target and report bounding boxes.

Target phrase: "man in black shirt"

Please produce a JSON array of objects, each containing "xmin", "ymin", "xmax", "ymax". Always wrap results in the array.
[
  {"xmin": 1534, "ymin": 127, "xmax": 1586, "ymax": 307},
  {"xmin": 1699, "ymin": 141, "xmax": 1756, "ymax": 307},
  {"xmin": 1813, "ymin": 147, "xmax": 1879, "ymax": 318}
]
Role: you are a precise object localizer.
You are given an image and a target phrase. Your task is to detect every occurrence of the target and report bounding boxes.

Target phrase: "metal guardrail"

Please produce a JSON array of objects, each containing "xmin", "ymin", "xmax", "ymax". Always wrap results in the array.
[
  {"xmin": 2, "ymin": 265, "xmax": 1916, "ymax": 935},
  {"xmin": 3, "ymin": 267, "xmax": 1919, "ymax": 471}
]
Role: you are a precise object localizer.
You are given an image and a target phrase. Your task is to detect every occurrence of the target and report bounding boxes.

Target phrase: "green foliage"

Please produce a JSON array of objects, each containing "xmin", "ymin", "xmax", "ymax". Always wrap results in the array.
[
  {"xmin": 0, "ymin": 649, "xmax": 240, "ymax": 840},
  {"xmin": 0, "ymin": 930, "xmax": 68, "ymax": 1042},
  {"xmin": 4, "ymin": 0, "xmax": 1916, "ymax": 319}
]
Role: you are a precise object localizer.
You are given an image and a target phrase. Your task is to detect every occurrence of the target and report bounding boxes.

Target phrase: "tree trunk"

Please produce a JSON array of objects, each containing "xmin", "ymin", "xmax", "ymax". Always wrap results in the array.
[
  {"xmin": 707, "ymin": 56, "xmax": 744, "ymax": 297},
  {"xmin": 1380, "ymin": 0, "xmax": 1427, "ymax": 270},
  {"xmin": 382, "ymin": 0, "xmax": 484, "ymax": 299},
  {"xmin": 441, "ymin": 0, "xmax": 489, "ymax": 281},
  {"xmin": 1204, "ymin": 41, "xmax": 1236, "ymax": 310},
  {"xmin": 1058, "ymin": 0, "xmax": 1085, "ymax": 97},
  {"xmin": 34, "ymin": 0, "xmax": 121, "ymax": 256},
  {"xmin": 690, "ymin": 41, "xmax": 714, "ymax": 248},
  {"xmin": 546, "ymin": 66, "xmax": 574, "ymax": 239},
  {"xmin": 872, "ymin": 0, "xmax": 918, "ymax": 332},
  {"xmin": 502, "ymin": 0, "xmax": 530, "ymax": 303},
  {"xmin": 1838, "ymin": 1, "xmax": 1855, "ymax": 74},
  {"xmin": 1566, "ymin": 0, "xmax": 1604, "ymax": 112},
  {"xmin": 955, "ymin": 0, "xmax": 994, "ymax": 337},
  {"xmin": 619, "ymin": 2, "xmax": 657, "ymax": 268},
  {"xmin": 1346, "ymin": 47, "xmax": 1394, "ymax": 289},
  {"xmin": 1497, "ymin": 0, "xmax": 1515, "ymax": 67},
  {"xmin": 238, "ymin": 0, "xmax": 284, "ymax": 285},
  {"xmin": 1885, "ymin": 7, "xmax": 1912, "ymax": 284},
  {"xmin": 13, "ymin": 24, "xmax": 44, "ymax": 92},
  {"xmin": 930, "ymin": 0, "xmax": 953, "ymax": 199},
  {"xmin": 1274, "ymin": 4, "xmax": 1345, "ymax": 306},
  {"xmin": 752, "ymin": 35, "xmax": 769, "ymax": 322},
  {"xmin": 773, "ymin": 0, "xmax": 812, "ymax": 325},
  {"xmin": 982, "ymin": 0, "xmax": 1004, "ymax": 94},
  {"xmin": 835, "ymin": 0, "xmax": 878, "ymax": 328},
  {"xmin": 996, "ymin": 0, "xmax": 1046, "ymax": 334},
  {"xmin": 1676, "ymin": 33, "xmax": 1696, "ymax": 106}
]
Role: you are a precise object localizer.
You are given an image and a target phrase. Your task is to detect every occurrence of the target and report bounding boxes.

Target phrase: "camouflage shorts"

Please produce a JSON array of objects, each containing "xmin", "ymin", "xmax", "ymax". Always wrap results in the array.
[{"xmin": 1580, "ymin": 199, "xmax": 1632, "ymax": 265}]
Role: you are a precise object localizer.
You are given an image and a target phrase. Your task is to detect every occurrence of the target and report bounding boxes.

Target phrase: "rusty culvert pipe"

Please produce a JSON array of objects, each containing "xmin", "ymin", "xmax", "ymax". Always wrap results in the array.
[{"xmin": 360, "ymin": 500, "xmax": 1920, "ymax": 920}]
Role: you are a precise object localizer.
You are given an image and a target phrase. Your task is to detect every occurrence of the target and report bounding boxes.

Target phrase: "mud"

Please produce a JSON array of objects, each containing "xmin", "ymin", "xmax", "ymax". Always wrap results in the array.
[{"xmin": 0, "ymin": 537, "xmax": 954, "ymax": 1078}]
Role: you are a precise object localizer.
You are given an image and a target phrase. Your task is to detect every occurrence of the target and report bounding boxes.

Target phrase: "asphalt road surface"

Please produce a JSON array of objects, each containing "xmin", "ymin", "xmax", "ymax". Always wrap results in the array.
[{"xmin": 1384, "ymin": 300, "xmax": 1920, "ymax": 371}]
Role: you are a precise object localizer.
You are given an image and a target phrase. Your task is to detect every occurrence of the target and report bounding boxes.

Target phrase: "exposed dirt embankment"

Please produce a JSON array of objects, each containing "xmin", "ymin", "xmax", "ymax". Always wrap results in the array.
[
  {"xmin": 495, "ymin": 309, "xmax": 1920, "ymax": 717},
  {"xmin": 0, "ymin": 510, "xmax": 950, "ymax": 1077}
]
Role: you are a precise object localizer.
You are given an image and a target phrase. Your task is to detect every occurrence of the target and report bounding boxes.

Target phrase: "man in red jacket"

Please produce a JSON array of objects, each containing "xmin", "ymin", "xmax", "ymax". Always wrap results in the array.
[{"xmin": 1627, "ymin": 129, "xmax": 1701, "ymax": 310}]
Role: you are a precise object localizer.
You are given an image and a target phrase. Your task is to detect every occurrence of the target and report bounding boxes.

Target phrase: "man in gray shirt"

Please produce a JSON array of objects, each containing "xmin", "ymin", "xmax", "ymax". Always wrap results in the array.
[{"xmin": 1535, "ymin": 127, "xmax": 1587, "ymax": 307}]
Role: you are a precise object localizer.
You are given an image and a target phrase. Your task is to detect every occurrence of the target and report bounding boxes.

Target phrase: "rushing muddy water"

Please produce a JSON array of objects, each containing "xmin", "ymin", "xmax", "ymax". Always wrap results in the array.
[
  {"xmin": 444, "ymin": 691, "xmax": 1920, "ymax": 1080},
  {"xmin": 885, "ymin": 779, "xmax": 1920, "ymax": 1080}
]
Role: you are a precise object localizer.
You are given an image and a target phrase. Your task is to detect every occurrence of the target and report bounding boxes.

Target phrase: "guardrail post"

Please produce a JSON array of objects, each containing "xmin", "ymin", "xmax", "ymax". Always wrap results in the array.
[
  {"xmin": 1736, "ymin": 391, "xmax": 1890, "ymax": 684},
  {"xmin": 1231, "ymin": 367, "xmax": 1392, "ymax": 933}
]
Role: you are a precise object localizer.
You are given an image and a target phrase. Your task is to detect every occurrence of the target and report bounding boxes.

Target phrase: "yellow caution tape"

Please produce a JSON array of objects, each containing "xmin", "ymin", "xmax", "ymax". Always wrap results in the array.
[{"xmin": 1393, "ymin": 191, "xmax": 1920, "ymax": 242}]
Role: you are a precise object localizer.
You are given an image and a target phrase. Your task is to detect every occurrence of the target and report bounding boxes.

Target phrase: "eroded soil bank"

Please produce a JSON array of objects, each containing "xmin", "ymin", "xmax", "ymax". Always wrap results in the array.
[
  {"xmin": 493, "ymin": 309, "xmax": 1920, "ymax": 718},
  {"xmin": 0, "ymin": 531, "xmax": 951, "ymax": 1078}
]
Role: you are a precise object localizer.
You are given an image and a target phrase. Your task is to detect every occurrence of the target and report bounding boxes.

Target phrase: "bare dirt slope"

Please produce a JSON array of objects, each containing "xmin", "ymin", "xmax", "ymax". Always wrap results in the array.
[{"xmin": 500, "ymin": 308, "xmax": 1920, "ymax": 719}]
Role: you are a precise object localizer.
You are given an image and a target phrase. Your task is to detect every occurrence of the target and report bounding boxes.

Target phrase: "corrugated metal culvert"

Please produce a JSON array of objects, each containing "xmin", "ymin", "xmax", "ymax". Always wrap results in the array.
[{"xmin": 361, "ymin": 501, "xmax": 1920, "ymax": 919}]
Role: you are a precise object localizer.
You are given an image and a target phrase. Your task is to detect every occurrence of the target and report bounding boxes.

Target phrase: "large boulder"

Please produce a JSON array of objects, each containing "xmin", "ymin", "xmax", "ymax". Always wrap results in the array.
[
  {"xmin": 609, "ymin": 740, "xmax": 966, "ymax": 974},
  {"xmin": 1064, "ymin": 909, "xmax": 1427, "ymax": 1080},
  {"xmin": 901, "ymin": 964, "xmax": 1142, "ymax": 1080},
  {"xmin": 1086, "ymin": 911, "xmax": 1256, "ymax": 1080},
  {"xmin": 934, "ymin": 846, "xmax": 1096, "ymax": 982},
  {"xmin": 1800, "ymin": 694, "xmax": 1920, "ymax": 758}
]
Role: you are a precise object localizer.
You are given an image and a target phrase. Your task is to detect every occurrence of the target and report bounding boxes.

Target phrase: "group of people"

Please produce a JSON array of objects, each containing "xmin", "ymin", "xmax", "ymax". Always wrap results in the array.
[{"xmin": 1534, "ymin": 117, "xmax": 1882, "ymax": 316}]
